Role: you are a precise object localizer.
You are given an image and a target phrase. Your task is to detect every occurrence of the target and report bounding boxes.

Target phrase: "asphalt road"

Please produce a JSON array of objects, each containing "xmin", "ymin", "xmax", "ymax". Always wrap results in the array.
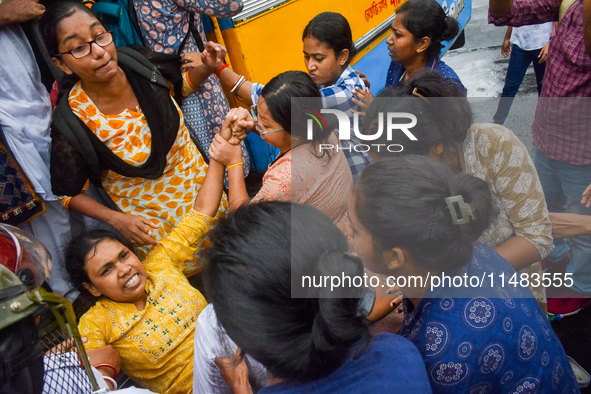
[{"xmin": 444, "ymin": 0, "xmax": 540, "ymax": 157}]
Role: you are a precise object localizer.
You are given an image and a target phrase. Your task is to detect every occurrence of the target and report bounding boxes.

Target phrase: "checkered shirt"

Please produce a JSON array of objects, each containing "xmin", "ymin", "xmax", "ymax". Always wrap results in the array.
[
  {"xmin": 489, "ymin": 0, "xmax": 591, "ymax": 164},
  {"xmin": 251, "ymin": 67, "xmax": 372, "ymax": 181}
]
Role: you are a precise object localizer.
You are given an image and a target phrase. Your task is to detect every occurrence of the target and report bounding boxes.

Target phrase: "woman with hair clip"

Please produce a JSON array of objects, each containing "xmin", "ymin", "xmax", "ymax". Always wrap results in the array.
[
  {"xmin": 213, "ymin": 11, "xmax": 370, "ymax": 181},
  {"xmin": 349, "ymin": 156, "xmax": 577, "ymax": 391},
  {"xmin": 40, "ymin": 1, "xmax": 228, "ymax": 263},
  {"xmin": 197, "ymin": 201, "xmax": 431, "ymax": 393},
  {"xmin": 208, "ymin": 71, "xmax": 352, "ymax": 232},
  {"xmin": 363, "ymin": 71, "xmax": 553, "ymax": 308}
]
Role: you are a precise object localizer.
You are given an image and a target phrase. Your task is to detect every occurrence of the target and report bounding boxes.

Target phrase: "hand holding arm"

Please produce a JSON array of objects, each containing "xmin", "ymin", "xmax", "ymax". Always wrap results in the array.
[
  {"xmin": 182, "ymin": 42, "xmax": 228, "ymax": 89},
  {"xmin": 353, "ymin": 70, "xmax": 371, "ymax": 89},
  {"xmin": 209, "ymin": 134, "xmax": 250, "ymax": 210},
  {"xmin": 215, "ymin": 349, "xmax": 253, "ymax": 394},
  {"xmin": 180, "ymin": 51, "xmax": 204, "ymax": 70},
  {"xmin": 201, "ymin": 41, "xmax": 227, "ymax": 69},
  {"xmin": 352, "ymin": 87, "xmax": 374, "ymax": 117},
  {"xmin": 68, "ymin": 193, "xmax": 159, "ymax": 246}
]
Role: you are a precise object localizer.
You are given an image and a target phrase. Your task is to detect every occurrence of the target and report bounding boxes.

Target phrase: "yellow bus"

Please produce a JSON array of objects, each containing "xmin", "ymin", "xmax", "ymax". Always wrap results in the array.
[
  {"xmin": 205, "ymin": 0, "xmax": 471, "ymax": 96},
  {"xmin": 202, "ymin": 0, "xmax": 471, "ymax": 169}
]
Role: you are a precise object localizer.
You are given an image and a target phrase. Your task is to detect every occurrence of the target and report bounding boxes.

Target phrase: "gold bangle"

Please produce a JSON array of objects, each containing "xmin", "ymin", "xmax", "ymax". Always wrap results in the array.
[{"xmin": 227, "ymin": 162, "xmax": 244, "ymax": 169}]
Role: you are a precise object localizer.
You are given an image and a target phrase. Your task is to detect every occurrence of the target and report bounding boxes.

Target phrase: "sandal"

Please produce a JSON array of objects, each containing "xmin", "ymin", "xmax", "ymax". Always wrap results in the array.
[{"xmin": 567, "ymin": 356, "xmax": 591, "ymax": 388}]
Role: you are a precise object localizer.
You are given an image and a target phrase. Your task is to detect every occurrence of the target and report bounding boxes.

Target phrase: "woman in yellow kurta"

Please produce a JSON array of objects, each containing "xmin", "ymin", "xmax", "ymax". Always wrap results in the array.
[
  {"xmin": 65, "ymin": 142, "xmax": 233, "ymax": 393},
  {"xmin": 41, "ymin": 1, "xmax": 228, "ymax": 263}
]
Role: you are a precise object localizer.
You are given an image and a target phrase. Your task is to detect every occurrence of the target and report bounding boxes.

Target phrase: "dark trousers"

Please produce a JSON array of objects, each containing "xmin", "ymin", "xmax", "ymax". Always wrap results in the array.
[{"xmin": 493, "ymin": 44, "xmax": 546, "ymax": 124}]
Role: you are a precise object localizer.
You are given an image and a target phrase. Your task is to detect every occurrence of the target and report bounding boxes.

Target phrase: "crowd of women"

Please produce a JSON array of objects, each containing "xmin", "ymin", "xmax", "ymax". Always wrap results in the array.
[{"xmin": 2, "ymin": 0, "xmax": 589, "ymax": 391}]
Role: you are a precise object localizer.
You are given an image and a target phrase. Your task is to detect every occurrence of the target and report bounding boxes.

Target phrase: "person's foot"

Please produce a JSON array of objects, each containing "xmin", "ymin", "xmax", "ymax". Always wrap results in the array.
[
  {"xmin": 548, "ymin": 288, "xmax": 591, "ymax": 315},
  {"xmin": 568, "ymin": 356, "xmax": 591, "ymax": 388}
]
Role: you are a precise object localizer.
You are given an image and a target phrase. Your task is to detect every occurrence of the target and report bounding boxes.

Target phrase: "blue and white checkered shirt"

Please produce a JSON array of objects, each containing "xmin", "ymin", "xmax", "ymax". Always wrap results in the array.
[{"xmin": 251, "ymin": 66, "xmax": 372, "ymax": 182}]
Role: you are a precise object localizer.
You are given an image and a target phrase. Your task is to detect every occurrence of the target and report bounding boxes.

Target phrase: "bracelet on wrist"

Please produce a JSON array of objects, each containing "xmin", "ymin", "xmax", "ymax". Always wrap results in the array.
[
  {"xmin": 231, "ymin": 76, "xmax": 245, "ymax": 93},
  {"xmin": 227, "ymin": 162, "xmax": 244, "ymax": 169},
  {"xmin": 216, "ymin": 63, "xmax": 229, "ymax": 78},
  {"xmin": 94, "ymin": 363, "xmax": 118, "ymax": 380},
  {"xmin": 102, "ymin": 376, "xmax": 118, "ymax": 390}
]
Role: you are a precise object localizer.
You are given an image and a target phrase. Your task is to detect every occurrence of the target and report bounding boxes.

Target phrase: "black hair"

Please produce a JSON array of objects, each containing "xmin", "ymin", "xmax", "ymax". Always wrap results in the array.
[
  {"xmin": 261, "ymin": 71, "xmax": 330, "ymax": 148},
  {"xmin": 39, "ymin": 1, "xmax": 102, "ymax": 98},
  {"xmin": 39, "ymin": 1, "xmax": 100, "ymax": 57},
  {"xmin": 202, "ymin": 202, "xmax": 369, "ymax": 382},
  {"xmin": 397, "ymin": 0, "xmax": 459, "ymax": 61},
  {"xmin": 0, "ymin": 316, "xmax": 44, "ymax": 394},
  {"xmin": 362, "ymin": 70, "xmax": 472, "ymax": 158},
  {"xmin": 64, "ymin": 229, "xmax": 135, "ymax": 295},
  {"xmin": 302, "ymin": 12, "xmax": 356, "ymax": 65},
  {"xmin": 354, "ymin": 156, "xmax": 493, "ymax": 272}
]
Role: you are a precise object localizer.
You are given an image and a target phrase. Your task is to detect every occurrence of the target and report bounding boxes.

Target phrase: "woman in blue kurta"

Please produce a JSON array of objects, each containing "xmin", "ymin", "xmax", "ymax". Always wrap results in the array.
[
  {"xmin": 348, "ymin": 156, "xmax": 578, "ymax": 393},
  {"xmin": 383, "ymin": 0, "xmax": 465, "ymax": 94}
]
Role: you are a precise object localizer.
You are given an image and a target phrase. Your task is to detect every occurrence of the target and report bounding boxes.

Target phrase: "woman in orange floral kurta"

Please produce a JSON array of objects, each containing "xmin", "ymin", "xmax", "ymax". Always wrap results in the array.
[
  {"xmin": 64, "ymin": 81, "xmax": 227, "ymax": 262},
  {"xmin": 44, "ymin": 3, "xmax": 227, "ymax": 265}
]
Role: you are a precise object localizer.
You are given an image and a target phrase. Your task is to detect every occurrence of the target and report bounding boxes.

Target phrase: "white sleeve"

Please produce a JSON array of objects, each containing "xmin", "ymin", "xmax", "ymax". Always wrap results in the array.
[{"xmin": 193, "ymin": 304, "xmax": 268, "ymax": 393}]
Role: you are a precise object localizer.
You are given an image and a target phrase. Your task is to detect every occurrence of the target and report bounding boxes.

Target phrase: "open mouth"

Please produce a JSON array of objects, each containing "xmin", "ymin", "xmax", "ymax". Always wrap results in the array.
[{"xmin": 124, "ymin": 273, "xmax": 140, "ymax": 289}]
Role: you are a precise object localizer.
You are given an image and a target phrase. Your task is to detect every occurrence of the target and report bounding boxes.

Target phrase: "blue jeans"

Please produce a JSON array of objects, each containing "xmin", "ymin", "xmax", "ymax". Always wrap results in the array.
[
  {"xmin": 534, "ymin": 148, "xmax": 591, "ymax": 293},
  {"xmin": 493, "ymin": 44, "xmax": 546, "ymax": 124}
]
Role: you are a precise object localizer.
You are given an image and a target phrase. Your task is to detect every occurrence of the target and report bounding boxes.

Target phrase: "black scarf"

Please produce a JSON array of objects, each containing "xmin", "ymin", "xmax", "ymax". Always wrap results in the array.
[{"xmin": 51, "ymin": 47, "xmax": 179, "ymax": 196}]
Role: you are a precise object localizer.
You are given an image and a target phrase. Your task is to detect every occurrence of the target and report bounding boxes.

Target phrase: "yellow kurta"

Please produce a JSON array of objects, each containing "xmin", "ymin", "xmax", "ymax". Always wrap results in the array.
[
  {"xmin": 65, "ymin": 81, "xmax": 227, "ymax": 264},
  {"xmin": 78, "ymin": 210, "xmax": 213, "ymax": 393}
]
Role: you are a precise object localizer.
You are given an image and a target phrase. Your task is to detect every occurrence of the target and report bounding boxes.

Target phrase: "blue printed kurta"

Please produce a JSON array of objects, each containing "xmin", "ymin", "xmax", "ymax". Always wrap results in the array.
[
  {"xmin": 133, "ymin": 0, "xmax": 250, "ymax": 175},
  {"xmin": 400, "ymin": 243, "xmax": 579, "ymax": 393}
]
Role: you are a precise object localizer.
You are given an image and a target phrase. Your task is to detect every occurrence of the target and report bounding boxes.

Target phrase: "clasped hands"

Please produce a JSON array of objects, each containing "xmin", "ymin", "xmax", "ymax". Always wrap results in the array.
[{"xmin": 209, "ymin": 107, "xmax": 254, "ymax": 167}]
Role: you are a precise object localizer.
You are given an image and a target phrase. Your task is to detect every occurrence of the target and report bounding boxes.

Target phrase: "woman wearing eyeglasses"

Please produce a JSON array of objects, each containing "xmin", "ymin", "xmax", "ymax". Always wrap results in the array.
[
  {"xmin": 208, "ymin": 71, "xmax": 352, "ymax": 232},
  {"xmin": 40, "ymin": 1, "xmax": 227, "ymax": 265},
  {"xmin": 212, "ymin": 12, "xmax": 370, "ymax": 182}
]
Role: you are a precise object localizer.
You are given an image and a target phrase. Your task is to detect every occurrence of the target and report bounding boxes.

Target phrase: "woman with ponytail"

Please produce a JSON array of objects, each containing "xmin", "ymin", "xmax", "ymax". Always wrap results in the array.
[
  {"xmin": 349, "ymin": 155, "xmax": 577, "ymax": 392},
  {"xmin": 362, "ymin": 71, "xmax": 554, "ymax": 308},
  {"xmin": 195, "ymin": 201, "xmax": 430, "ymax": 393},
  {"xmin": 384, "ymin": 0, "xmax": 465, "ymax": 92}
]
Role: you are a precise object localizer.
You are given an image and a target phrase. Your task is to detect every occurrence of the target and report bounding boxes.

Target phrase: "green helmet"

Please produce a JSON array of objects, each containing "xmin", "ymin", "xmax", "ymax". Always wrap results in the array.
[
  {"xmin": 0, "ymin": 223, "xmax": 51, "ymax": 330},
  {"xmin": 0, "ymin": 224, "xmax": 102, "ymax": 393}
]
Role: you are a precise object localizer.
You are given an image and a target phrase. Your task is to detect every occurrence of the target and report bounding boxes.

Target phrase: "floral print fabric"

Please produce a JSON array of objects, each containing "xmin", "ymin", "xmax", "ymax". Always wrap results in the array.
[
  {"xmin": 133, "ymin": 0, "xmax": 250, "ymax": 175},
  {"xmin": 66, "ymin": 81, "xmax": 227, "ymax": 263}
]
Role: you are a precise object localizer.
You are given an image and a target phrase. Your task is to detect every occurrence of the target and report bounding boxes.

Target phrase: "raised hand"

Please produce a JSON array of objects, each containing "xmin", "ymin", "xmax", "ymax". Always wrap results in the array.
[
  {"xmin": 201, "ymin": 41, "xmax": 227, "ymax": 71},
  {"xmin": 219, "ymin": 107, "xmax": 254, "ymax": 145},
  {"xmin": 180, "ymin": 51, "xmax": 203, "ymax": 70},
  {"xmin": 209, "ymin": 134, "xmax": 243, "ymax": 167}
]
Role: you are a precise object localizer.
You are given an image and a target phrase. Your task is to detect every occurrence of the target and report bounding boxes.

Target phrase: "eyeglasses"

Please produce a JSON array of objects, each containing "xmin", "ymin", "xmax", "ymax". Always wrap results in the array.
[
  {"xmin": 55, "ymin": 31, "xmax": 113, "ymax": 59},
  {"xmin": 250, "ymin": 105, "xmax": 284, "ymax": 139}
]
